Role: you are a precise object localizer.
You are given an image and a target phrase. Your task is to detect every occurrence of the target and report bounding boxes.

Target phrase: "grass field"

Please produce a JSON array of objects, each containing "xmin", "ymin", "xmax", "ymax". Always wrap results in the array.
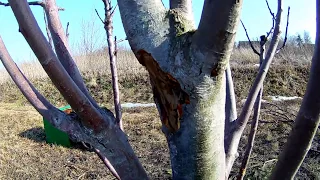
[{"xmin": 0, "ymin": 46, "xmax": 319, "ymax": 179}]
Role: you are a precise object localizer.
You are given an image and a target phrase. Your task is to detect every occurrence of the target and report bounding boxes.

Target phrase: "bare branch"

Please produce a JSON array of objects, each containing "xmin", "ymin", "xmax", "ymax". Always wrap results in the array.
[
  {"xmin": 270, "ymin": 1, "xmax": 320, "ymax": 177},
  {"xmin": 0, "ymin": 35, "xmax": 57, "ymax": 119},
  {"xmin": 265, "ymin": 0, "xmax": 275, "ymax": 20},
  {"xmin": 276, "ymin": 6, "xmax": 290, "ymax": 53},
  {"xmin": 225, "ymin": 64, "xmax": 237, "ymax": 137},
  {"xmin": 110, "ymin": 3, "xmax": 118, "ymax": 17},
  {"xmin": 240, "ymin": 20, "xmax": 260, "ymax": 55},
  {"xmin": 225, "ymin": 0, "xmax": 284, "ymax": 173},
  {"xmin": 237, "ymin": 39, "xmax": 266, "ymax": 180},
  {"xmin": 264, "ymin": 0, "xmax": 276, "ymax": 42},
  {"xmin": 116, "ymin": 37, "xmax": 127, "ymax": 44},
  {"xmin": 102, "ymin": 0, "xmax": 123, "ymax": 130},
  {"xmin": 9, "ymin": 0, "xmax": 106, "ymax": 131},
  {"xmin": 42, "ymin": 0, "xmax": 100, "ymax": 109},
  {"xmin": 0, "ymin": 1, "xmax": 65, "ymax": 10},
  {"xmin": 95, "ymin": 9, "xmax": 104, "ymax": 24},
  {"xmin": 66, "ymin": 22, "xmax": 70, "ymax": 41},
  {"xmin": 93, "ymin": 148, "xmax": 120, "ymax": 180},
  {"xmin": 1, "ymin": 1, "xmax": 44, "ymax": 7},
  {"xmin": 43, "ymin": 9, "xmax": 53, "ymax": 49}
]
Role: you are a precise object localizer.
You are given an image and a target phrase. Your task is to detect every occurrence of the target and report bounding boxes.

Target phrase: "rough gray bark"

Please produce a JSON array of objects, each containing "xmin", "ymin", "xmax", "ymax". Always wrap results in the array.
[
  {"xmin": 225, "ymin": 0, "xmax": 283, "ymax": 175},
  {"xmin": 270, "ymin": 0, "xmax": 320, "ymax": 178},
  {"xmin": 169, "ymin": 0, "xmax": 194, "ymax": 24},
  {"xmin": 118, "ymin": 0, "xmax": 242, "ymax": 179}
]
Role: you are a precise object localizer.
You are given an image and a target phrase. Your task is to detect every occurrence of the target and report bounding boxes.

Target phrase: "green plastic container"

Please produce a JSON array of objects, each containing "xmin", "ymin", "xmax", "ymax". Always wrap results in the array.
[{"xmin": 43, "ymin": 105, "xmax": 72, "ymax": 147}]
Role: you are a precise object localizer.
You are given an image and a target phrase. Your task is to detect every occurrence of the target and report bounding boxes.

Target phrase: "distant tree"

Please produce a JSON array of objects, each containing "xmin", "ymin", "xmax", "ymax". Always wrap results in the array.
[
  {"xmin": 296, "ymin": 33, "xmax": 304, "ymax": 47},
  {"xmin": 304, "ymin": 30, "xmax": 313, "ymax": 44}
]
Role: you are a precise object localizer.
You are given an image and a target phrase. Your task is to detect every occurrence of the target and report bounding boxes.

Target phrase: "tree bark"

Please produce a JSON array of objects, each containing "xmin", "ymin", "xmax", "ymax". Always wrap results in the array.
[
  {"xmin": 270, "ymin": 0, "xmax": 320, "ymax": 178},
  {"xmin": 43, "ymin": 0, "xmax": 100, "ymax": 109},
  {"xmin": 102, "ymin": 0, "xmax": 122, "ymax": 130},
  {"xmin": 225, "ymin": 64, "xmax": 237, "ymax": 136},
  {"xmin": 118, "ymin": 0, "xmax": 242, "ymax": 178}
]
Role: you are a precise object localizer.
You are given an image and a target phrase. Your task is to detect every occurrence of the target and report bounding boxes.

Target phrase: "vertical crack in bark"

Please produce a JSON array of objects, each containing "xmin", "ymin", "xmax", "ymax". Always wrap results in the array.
[{"xmin": 136, "ymin": 50, "xmax": 190, "ymax": 132}]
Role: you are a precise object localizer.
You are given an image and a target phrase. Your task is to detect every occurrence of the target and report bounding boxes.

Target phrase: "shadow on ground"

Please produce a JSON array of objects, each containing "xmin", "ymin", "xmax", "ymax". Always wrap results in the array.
[
  {"xmin": 19, "ymin": 126, "xmax": 46, "ymax": 143},
  {"xmin": 18, "ymin": 126, "xmax": 93, "ymax": 152}
]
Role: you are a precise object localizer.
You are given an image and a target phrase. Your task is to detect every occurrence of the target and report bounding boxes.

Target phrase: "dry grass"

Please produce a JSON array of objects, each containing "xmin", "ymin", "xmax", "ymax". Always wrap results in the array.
[
  {"xmin": 0, "ymin": 103, "xmax": 171, "ymax": 179},
  {"xmin": 0, "ymin": 49, "xmax": 147, "ymax": 84},
  {"xmin": 1, "ymin": 100, "xmax": 319, "ymax": 179}
]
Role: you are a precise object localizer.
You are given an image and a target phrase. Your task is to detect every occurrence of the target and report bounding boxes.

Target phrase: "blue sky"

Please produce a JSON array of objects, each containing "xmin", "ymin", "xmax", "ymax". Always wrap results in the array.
[{"xmin": 0, "ymin": 0, "xmax": 316, "ymax": 64}]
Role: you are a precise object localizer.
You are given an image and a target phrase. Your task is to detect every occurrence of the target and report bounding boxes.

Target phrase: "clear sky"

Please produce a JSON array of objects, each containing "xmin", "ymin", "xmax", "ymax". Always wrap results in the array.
[{"xmin": 0, "ymin": 0, "xmax": 316, "ymax": 65}]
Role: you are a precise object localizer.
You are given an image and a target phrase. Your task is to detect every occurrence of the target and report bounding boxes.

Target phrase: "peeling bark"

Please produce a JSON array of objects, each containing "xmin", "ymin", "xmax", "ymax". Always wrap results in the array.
[{"xmin": 136, "ymin": 50, "xmax": 190, "ymax": 132}]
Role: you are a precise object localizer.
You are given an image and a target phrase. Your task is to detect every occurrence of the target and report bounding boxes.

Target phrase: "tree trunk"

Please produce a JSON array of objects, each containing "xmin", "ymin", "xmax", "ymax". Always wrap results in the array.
[{"xmin": 117, "ymin": 0, "xmax": 242, "ymax": 178}]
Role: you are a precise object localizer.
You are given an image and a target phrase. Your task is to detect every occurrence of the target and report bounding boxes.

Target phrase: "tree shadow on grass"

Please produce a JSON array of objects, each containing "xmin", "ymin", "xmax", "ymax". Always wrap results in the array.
[
  {"xmin": 18, "ymin": 126, "xmax": 46, "ymax": 143},
  {"xmin": 18, "ymin": 127, "xmax": 92, "ymax": 151}
]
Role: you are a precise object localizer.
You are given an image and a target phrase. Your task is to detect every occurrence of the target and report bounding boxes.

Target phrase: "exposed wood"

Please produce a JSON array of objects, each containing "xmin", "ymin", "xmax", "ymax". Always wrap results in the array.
[{"xmin": 136, "ymin": 50, "xmax": 190, "ymax": 132}]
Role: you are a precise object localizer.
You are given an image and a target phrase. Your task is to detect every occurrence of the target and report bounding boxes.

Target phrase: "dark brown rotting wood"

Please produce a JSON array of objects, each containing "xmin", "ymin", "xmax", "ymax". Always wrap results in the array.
[{"xmin": 136, "ymin": 50, "xmax": 190, "ymax": 132}]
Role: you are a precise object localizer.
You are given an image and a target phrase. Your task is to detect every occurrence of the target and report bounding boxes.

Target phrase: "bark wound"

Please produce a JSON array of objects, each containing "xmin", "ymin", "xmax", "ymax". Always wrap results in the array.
[
  {"xmin": 136, "ymin": 50, "xmax": 190, "ymax": 132},
  {"xmin": 211, "ymin": 64, "xmax": 219, "ymax": 77}
]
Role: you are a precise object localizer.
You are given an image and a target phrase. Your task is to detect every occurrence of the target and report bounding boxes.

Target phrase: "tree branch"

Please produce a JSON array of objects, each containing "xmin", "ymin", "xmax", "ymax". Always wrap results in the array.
[
  {"xmin": 192, "ymin": 0, "xmax": 243, "ymax": 64},
  {"xmin": 1, "ymin": 1, "xmax": 44, "ymax": 7},
  {"xmin": 0, "ymin": 35, "xmax": 58, "ymax": 120},
  {"xmin": 42, "ymin": 0, "xmax": 100, "ymax": 109},
  {"xmin": 276, "ymin": 6, "xmax": 290, "ymax": 53},
  {"xmin": 101, "ymin": 0, "xmax": 123, "ymax": 130},
  {"xmin": 117, "ymin": 0, "xmax": 168, "ymax": 57},
  {"xmin": 225, "ymin": 0, "xmax": 283, "ymax": 174},
  {"xmin": 169, "ymin": 0, "xmax": 193, "ymax": 22},
  {"xmin": 66, "ymin": 22, "xmax": 70, "ymax": 41},
  {"xmin": 240, "ymin": 20, "xmax": 260, "ymax": 55},
  {"xmin": 237, "ymin": 38, "xmax": 266, "ymax": 180},
  {"xmin": 0, "ymin": 1, "xmax": 64, "ymax": 10},
  {"xmin": 8, "ymin": 0, "xmax": 105, "ymax": 131},
  {"xmin": 265, "ymin": 0, "xmax": 275, "ymax": 41},
  {"xmin": 270, "ymin": 1, "xmax": 320, "ymax": 177},
  {"xmin": 43, "ymin": 9, "xmax": 53, "ymax": 49},
  {"xmin": 225, "ymin": 63, "xmax": 237, "ymax": 138}
]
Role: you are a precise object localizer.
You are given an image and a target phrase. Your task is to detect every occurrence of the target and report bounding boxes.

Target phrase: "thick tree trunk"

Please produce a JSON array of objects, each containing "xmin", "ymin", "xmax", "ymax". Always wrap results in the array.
[{"xmin": 117, "ymin": 0, "xmax": 242, "ymax": 178}]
